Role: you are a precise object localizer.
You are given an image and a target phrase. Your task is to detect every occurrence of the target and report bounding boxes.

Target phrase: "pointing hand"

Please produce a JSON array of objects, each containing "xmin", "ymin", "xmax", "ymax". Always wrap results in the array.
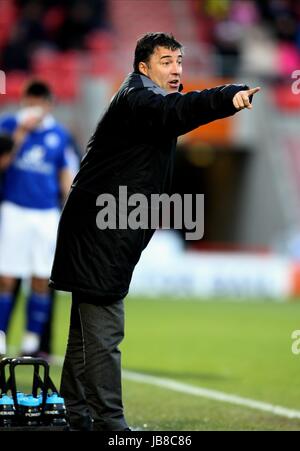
[{"xmin": 232, "ymin": 87, "xmax": 261, "ymax": 110}]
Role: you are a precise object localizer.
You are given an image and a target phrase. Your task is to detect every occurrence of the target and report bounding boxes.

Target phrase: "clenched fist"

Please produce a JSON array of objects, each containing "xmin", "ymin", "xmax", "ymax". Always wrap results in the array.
[{"xmin": 233, "ymin": 87, "xmax": 261, "ymax": 110}]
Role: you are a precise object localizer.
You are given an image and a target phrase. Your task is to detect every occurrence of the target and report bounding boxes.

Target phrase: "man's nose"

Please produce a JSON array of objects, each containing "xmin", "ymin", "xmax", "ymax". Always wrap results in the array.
[{"xmin": 171, "ymin": 62, "xmax": 181, "ymax": 75}]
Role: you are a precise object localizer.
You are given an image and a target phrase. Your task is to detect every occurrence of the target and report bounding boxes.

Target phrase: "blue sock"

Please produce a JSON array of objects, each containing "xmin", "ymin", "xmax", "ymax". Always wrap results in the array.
[
  {"xmin": 0, "ymin": 292, "xmax": 13, "ymax": 332},
  {"xmin": 26, "ymin": 292, "xmax": 51, "ymax": 335}
]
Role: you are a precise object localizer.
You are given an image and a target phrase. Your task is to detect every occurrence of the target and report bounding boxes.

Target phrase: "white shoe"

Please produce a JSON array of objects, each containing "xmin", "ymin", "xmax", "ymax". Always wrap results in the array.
[{"xmin": 0, "ymin": 330, "xmax": 6, "ymax": 356}]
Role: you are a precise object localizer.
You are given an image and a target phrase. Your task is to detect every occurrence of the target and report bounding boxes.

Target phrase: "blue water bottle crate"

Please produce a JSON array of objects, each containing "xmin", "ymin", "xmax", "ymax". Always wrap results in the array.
[{"xmin": 0, "ymin": 356, "xmax": 69, "ymax": 431}]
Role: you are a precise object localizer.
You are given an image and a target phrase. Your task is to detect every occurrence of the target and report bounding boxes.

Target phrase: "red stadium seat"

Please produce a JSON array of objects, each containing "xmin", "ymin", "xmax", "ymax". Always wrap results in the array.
[
  {"xmin": 32, "ymin": 50, "xmax": 81, "ymax": 101},
  {"xmin": 0, "ymin": 1, "xmax": 18, "ymax": 48},
  {"xmin": 88, "ymin": 50, "xmax": 114, "ymax": 76},
  {"xmin": 32, "ymin": 70, "xmax": 79, "ymax": 101},
  {"xmin": 32, "ymin": 50, "xmax": 81, "ymax": 76},
  {"xmin": 85, "ymin": 30, "xmax": 113, "ymax": 52}
]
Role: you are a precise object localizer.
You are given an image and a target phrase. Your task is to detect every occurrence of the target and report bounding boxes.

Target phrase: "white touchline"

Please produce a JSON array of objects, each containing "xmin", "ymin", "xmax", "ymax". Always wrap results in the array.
[
  {"xmin": 123, "ymin": 370, "xmax": 300, "ymax": 420},
  {"xmin": 12, "ymin": 350, "xmax": 300, "ymax": 421}
]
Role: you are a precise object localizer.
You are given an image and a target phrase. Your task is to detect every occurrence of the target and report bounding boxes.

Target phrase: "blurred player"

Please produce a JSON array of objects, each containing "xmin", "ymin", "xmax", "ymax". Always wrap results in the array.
[
  {"xmin": 0, "ymin": 80, "xmax": 73, "ymax": 357},
  {"xmin": 0, "ymin": 134, "xmax": 15, "ymax": 356}
]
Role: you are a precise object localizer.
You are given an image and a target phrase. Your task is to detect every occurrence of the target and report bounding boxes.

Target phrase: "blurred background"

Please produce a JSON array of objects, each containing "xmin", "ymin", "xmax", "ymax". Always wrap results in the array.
[
  {"xmin": 1, "ymin": 0, "xmax": 297, "ymax": 299},
  {"xmin": 2, "ymin": 0, "xmax": 300, "ymax": 431},
  {"xmin": 0, "ymin": 0, "xmax": 299, "ymax": 301}
]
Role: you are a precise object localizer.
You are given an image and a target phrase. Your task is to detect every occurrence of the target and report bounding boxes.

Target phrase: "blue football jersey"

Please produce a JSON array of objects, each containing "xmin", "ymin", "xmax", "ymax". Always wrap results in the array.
[{"xmin": 0, "ymin": 114, "xmax": 74, "ymax": 209}]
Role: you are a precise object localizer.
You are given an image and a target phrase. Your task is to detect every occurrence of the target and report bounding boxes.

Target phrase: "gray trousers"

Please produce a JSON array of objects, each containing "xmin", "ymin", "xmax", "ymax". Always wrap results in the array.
[{"xmin": 60, "ymin": 293, "xmax": 128, "ymax": 431}]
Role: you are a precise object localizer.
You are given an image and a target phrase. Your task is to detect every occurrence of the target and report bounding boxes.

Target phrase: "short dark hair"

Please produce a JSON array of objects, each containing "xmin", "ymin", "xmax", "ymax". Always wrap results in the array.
[
  {"xmin": 134, "ymin": 32, "xmax": 183, "ymax": 73},
  {"xmin": 0, "ymin": 134, "xmax": 14, "ymax": 156},
  {"xmin": 22, "ymin": 80, "xmax": 53, "ymax": 100}
]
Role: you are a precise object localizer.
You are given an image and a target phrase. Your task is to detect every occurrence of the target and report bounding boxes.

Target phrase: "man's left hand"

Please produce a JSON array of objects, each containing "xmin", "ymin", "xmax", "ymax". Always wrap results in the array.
[{"xmin": 233, "ymin": 87, "xmax": 261, "ymax": 110}]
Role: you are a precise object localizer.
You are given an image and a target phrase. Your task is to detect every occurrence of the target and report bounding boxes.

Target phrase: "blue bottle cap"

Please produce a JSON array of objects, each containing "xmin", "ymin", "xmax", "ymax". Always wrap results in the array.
[
  {"xmin": 46, "ymin": 393, "xmax": 65, "ymax": 404},
  {"xmin": 18, "ymin": 395, "xmax": 40, "ymax": 407},
  {"xmin": 0, "ymin": 395, "xmax": 14, "ymax": 405},
  {"xmin": 17, "ymin": 392, "xmax": 25, "ymax": 401}
]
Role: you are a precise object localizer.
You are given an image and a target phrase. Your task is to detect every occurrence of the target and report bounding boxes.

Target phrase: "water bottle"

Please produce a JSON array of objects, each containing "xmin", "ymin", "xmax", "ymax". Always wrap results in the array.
[
  {"xmin": 43, "ymin": 393, "xmax": 67, "ymax": 426},
  {"xmin": 18, "ymin": 395, "xmax": 41, "ymax": 426},
  {"xmin": 0, "ymin": 394, "xmax": 15, "ymax": 427}
]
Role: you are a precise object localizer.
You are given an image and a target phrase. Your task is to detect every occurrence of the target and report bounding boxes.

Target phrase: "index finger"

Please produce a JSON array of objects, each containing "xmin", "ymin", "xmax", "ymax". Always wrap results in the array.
[{"xmin": 247, "ymin": 87, "xmax": 261, "ymax": 96}]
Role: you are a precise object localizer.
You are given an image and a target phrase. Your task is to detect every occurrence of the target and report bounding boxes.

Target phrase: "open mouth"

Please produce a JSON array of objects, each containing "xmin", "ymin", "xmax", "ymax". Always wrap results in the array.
[{"xmin": 168, "ymin": 80, "xmax": 180, "ymax": 89}]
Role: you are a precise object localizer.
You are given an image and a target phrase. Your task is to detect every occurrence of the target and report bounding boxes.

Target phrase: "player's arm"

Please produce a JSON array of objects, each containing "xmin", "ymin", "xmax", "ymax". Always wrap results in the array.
[
  {"xmin": 0, "ymin": 115, "xmax": 30, "ymax": 165},
  {"xmin": 0, "ymin": 115, "xmax": 45, "ymax": 168},
  {"xmin": 13, "ymin": 114, "xmax": 44, "ymax": 148},
  {"xmin": 0, "ymin": 122, "xmax": 40, "ymax": 169}
]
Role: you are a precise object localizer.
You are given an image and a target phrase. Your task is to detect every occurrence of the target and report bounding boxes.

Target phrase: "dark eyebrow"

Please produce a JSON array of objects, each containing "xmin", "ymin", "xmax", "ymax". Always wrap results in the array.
[{"xmin": 160, "ymin": 54, "xmax": 183, "ymax": 60}]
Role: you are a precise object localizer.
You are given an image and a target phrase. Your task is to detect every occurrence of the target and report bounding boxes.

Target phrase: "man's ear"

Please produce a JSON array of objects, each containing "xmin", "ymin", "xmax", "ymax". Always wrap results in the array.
[{"xmin": 138, "ymin": 62, "xmax": 148, "ymax": 76}]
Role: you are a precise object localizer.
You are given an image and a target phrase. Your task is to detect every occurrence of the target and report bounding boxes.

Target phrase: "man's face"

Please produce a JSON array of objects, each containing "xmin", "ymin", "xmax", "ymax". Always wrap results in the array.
[{"xmin": 139, "ymin": 46, "xmax": 183, "ymax": 93}]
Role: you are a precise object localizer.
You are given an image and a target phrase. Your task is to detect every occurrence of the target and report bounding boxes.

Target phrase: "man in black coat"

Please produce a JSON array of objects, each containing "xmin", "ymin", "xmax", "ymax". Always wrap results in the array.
[{"xmin": 49, "ymin": 32, "xmax": 260, "ymax": 431}]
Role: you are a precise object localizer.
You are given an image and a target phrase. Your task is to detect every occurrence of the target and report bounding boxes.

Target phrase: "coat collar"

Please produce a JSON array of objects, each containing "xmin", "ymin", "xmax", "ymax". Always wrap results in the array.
[{"xmin": 124, "ymin": 72, "xmax": 183, "ymax": 94}]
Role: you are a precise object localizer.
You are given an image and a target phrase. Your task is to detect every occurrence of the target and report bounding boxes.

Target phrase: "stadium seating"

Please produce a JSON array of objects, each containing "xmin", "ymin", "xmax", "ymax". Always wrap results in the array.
[
  {"xmin": 31, "ymin": 50, "xmax": 81, "ymax": 101},
  {"xmin": 0, "ymin": 1, "xmax": 18, "ymax": 48},
  {"xmin": 0, "ymin": 71, "xmax": 28, "ymax": 103}
]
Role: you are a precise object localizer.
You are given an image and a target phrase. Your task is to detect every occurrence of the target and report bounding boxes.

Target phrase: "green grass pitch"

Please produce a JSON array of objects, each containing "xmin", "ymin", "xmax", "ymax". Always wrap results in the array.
[{"xmin": 5, "ymin": 293, "xmax": 300, "ymax": 431}]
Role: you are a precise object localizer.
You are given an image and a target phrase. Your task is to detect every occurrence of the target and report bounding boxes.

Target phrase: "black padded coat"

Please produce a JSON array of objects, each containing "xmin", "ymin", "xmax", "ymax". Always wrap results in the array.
[{"xmin": 49, "ymin": 72, "xmax": 249, "ymax": 300}]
